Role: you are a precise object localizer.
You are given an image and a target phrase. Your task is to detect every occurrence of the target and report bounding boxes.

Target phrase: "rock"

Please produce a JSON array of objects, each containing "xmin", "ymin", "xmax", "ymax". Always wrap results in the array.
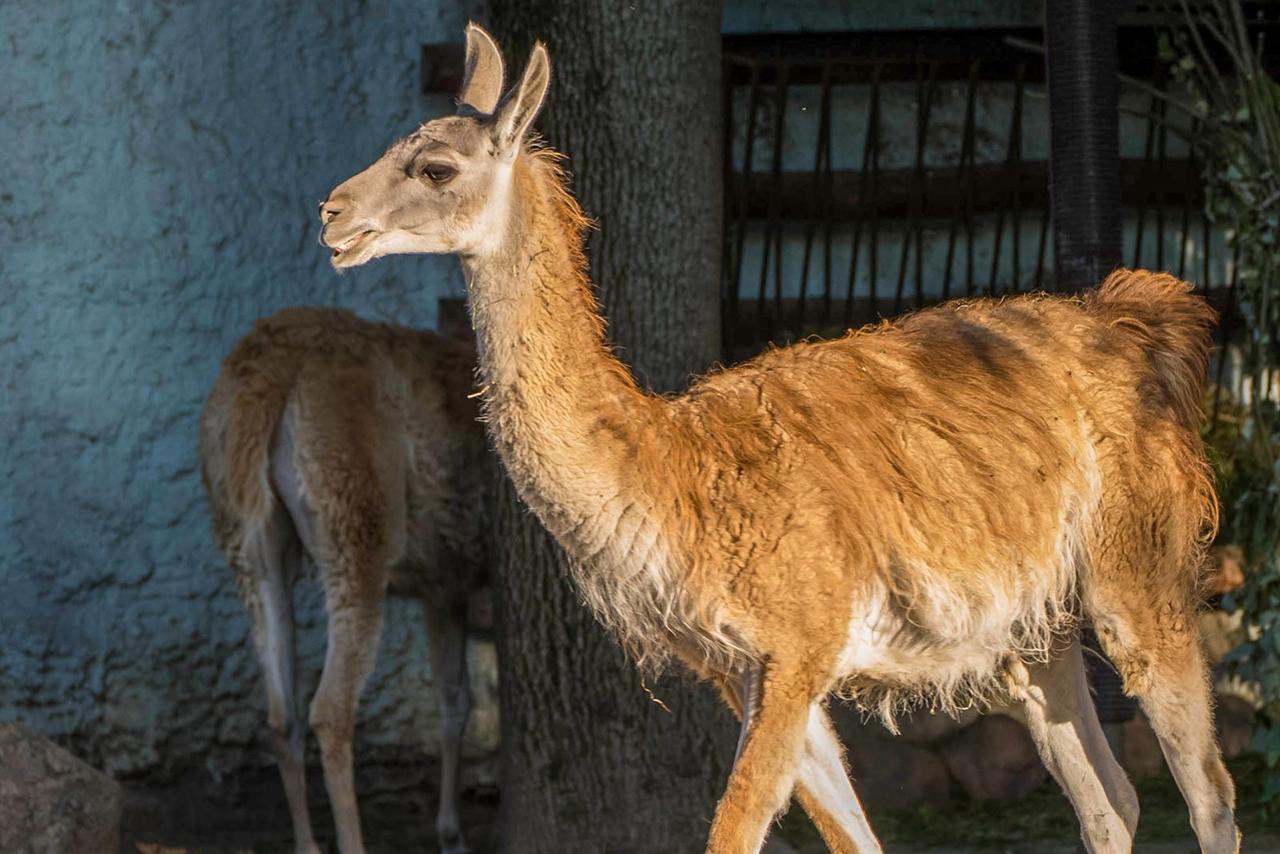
[
  {"xmin": 1119, "ymin": 712, "xmax": 1165, "ymax": 780},
  {"xmin": 940, "ymin": 714, "xmax": 1047, "ymax": 801},
  {"xmin": 828, "ymin": 703, "xmax": 954, "ymax": 810},
  {"xmin": 842, "ymin": 732, "xmax": 953, "ymax": 811},
  {"xmin": 0, "ymin": 722, "xmax": 123, "ymax": 853},
  {"xmin": 1215, "ymin": 694, "xmax": 1255, "ymax": 759},
  {"xmin": 1199, "ymin": 609, "xmax": 1245, "ymax": 667},
  {"xmin": 1206, "ymin": 543, "xmax": 1246, "ymax": 596},
  {"xmin": 893, "ymin": 706, "xmax": 981, "ymax": 744}
]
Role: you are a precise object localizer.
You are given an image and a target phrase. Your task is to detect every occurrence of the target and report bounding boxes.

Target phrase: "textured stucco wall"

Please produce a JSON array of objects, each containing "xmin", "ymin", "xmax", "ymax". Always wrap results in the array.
[{"xmin": 0, "ymin": 0, "xmax": 498, "ymax": 786}]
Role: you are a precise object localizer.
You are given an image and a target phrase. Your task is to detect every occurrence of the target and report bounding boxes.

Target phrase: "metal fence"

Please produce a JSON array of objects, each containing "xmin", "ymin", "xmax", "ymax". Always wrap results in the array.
[{"xmin": 720, "ymin": 28, "xmax": 1238, "ymax": 361}]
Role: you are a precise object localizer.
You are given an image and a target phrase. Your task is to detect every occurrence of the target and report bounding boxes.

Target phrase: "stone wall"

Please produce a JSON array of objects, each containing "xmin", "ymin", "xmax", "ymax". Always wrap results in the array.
[{"xmin": 0, "ymin": 0, "xmax": 496, "ymax": 789}]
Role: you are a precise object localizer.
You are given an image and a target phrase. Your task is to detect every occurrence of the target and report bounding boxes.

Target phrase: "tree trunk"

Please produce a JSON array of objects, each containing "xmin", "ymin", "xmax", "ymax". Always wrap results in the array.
[{"xmin": 484, "ymin": 1, "xmax": 730, "ymax": 851}]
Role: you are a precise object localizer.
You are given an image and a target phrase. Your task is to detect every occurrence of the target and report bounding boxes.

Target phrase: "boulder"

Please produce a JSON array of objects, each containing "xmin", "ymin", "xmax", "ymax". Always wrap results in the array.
[
  {"xmin": 940, "ymin": 714, "xmax": 1047, "ymax": 801},
  {"xmin": 828, "ymin": 703, "xmax": 953, "ymax": 810},
  {"xmin": 843, "ymin": 731, "xmax": 954, "ymax": 811},
  {"xmin": 1119, "ymin": 712, "xmax": 1165, "ymax": 780},
  {"xmin": 1199, "ymin": 609, "xmax": 1245, "ymax": 667},
  {"xmin": 893, "ymin": 706, "xmax": 981, "ymax": 744},
  {"xmin": 1215, "ymin": 694, "xmax": 1256, "ymax": 759},
  {"xmin": 0, "ymin": 722, "xmax": 123, "ymax": 853}
]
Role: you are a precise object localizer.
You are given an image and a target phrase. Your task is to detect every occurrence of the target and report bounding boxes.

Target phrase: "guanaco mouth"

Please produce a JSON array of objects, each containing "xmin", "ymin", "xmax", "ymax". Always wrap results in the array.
[{"xmin": 331, "ymin": 230, "xmax": 375, "ymax": 258}]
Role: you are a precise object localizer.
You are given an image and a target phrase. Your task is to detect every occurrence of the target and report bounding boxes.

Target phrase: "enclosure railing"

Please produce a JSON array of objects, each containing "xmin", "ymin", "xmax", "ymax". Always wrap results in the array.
[{"xmin": 719, "ymin": 28, "xmax": 1240, "ymax": 365}]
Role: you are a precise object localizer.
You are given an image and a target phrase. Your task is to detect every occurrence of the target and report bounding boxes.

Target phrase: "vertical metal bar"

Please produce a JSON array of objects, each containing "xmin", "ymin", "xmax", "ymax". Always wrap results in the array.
[
  {"xmin": 757, "ymin": 60, "xmax": 789, "ymax": 330},
  {"xmin": 847, "ymin": 63, "xmax": 882, "ymax": 326},
  {"xmin": 1155, "ymin": 95, "xmax": 1168, "ymax": 271},
  {"xmin": 1134, "ymin": 91, "xmax": 1157, "ymax": 267},
  {"xmin": 797, "ymin": 60, "xmax": 832, "ymax": 334},
  {"xmin": 989, "ymin": 63, "xmax": 1026, "ymax": 295},
  {"xmin": 964, "ymin": 82, "xmax": 977, "ymax": 297},
  {"xmin": 1203, "ymin": 209, "xmax": 1212, "ymax": 292},
  {"xmin": 772, "ymin": 63, "xmax": 791, "ymax": 327},
  {"xmin": 896, "ymin": 60, "xmax": 935, "ymax": 314},
  {"xmin": 1177, "ymin": 120, "xmax": 1197, "ymax": 281},
  {"xmin": 821, "ymin": 63, "xmax": 836, "ymax": 325},
  {"xmin": 721, "ymin": 57, "xmax": 736, "ymax": 350},
  {"xmin": 1046, "ymin": 0, "xmax": 1124, "ymax": 296},
  {"xmin": 868, "ymin": 67, "xmax": 882, "ymax": 321},
  {"xmin": 1177, "ymin": 194, "xmax": 1193, "ymax": 279},
  {"xmin": 916, "ymin": 61, "xmax": 938, "ymax": 308},
  {"xmin": 730, "ymin": 62, "xmax": 761, "ymax": 332},
  {"xmin": 1034, "ymin": 203, "xmax": 1051, "ymax": 290},
  {"xmin": 1211, "ymin": 245, "xmax": 1241, "ymax": 426},
  {"xmin": 1010, "ymin": 69, "xmax": 1025, "ymax": 293},
  {"xmin": 943, "ymin": 61, "xmax": 980, "ymax": 302}
]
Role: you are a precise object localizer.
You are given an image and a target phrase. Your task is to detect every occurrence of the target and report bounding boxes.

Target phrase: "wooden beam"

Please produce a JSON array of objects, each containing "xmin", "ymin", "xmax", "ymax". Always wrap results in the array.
[
  {"xmin": 722, "ymin": 285, "xmax": 1242, "ymax": 356},
  {"xmin": 730, "ymin": 159, "xmax": 1202, "ymax": 222}
]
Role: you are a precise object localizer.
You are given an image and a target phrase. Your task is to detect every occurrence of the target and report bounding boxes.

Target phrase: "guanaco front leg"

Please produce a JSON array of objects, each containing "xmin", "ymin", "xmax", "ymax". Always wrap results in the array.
[
  {"xmin": 724, "ymin": 670, "xmax": 881, "ymax": 854},
  {"xmin": 710, "ymin": 664, "xmax": 813, "ymax": 854}
]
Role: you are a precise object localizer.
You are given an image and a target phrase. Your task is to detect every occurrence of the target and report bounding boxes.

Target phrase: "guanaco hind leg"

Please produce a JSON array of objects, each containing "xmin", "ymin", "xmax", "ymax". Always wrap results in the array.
[
  {"xmin": 424, "ymin": 592, "xmax": 473, "ymax": 854},
  {"xmin": 1010, "ymin": 638, "xmax": 1138, "ymax": 854}
]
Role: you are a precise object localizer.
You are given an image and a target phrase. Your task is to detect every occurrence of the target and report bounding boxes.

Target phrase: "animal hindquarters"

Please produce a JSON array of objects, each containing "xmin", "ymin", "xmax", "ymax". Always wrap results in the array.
[
  {"xmin": 1008, "ymin": 638, "xmax": 1137, "ymax": 853},
  {"xmin": 275, "ymin": 388, "xmax": 404, "ymax": 854},
  {"xmin": 1087, "ymin": 595, "xmax": 1239, "ymax": 852},
  {"xmin": 231, "ymin": 504, "xmax": 320, "ymax": 854},
  {"xmin": 1074, "ymin": 269, "xmax": 1234, "ymax": 849},
  {"xmin": 310, "ymin": 578, "xmax": 386, "ymax": 854},
  {"xmin": 1082, "ymin": 508, "xmax": 1239, "ymax": 852},
  {"xmin": 423, "ymin": 594, "xmax": 472, "ymax": 854}
]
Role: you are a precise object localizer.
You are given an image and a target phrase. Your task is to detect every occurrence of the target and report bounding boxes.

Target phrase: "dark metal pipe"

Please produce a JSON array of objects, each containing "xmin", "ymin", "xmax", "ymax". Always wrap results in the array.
[
  {"xmin": 1046, "ymin": 0, "xmax": 1138, "ymax": 727},
  {"xmin": 1046, "ymin": 0, "xmax": 1124, "ymax": 291}
]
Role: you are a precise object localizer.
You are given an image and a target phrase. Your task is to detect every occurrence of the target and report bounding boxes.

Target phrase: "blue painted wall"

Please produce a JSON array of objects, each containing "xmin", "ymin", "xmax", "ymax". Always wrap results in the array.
[{"xmin": 0, "ymin": 0, "xmax": 498, "ymax": 784}]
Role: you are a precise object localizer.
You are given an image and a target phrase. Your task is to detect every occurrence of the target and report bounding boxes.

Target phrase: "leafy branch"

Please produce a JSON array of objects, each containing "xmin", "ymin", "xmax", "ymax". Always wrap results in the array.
[{"xmin": 1161, "ymin": 0, "xmax": 1280, "ymax": 811}]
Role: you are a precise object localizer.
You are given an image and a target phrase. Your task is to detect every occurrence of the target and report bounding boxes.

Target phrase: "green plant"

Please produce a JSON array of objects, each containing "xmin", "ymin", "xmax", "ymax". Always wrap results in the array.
[{"xmin": 1158, "ymin": 0, "xmax": 1280, "ymax": 811}]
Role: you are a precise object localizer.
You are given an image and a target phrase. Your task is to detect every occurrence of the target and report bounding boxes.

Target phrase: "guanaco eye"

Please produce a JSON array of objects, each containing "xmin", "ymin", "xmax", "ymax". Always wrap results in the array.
[{"xmin": 421, "ymin": 163, "xmax": 456, "ymax": 183}]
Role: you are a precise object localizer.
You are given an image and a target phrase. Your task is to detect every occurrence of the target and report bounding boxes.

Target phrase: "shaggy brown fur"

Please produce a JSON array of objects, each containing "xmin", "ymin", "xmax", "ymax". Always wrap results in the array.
[
  {"xmin": 199, "ymin": 307, "xmax": 487, "ymax": 854},
  {"xmin": 318, "ymin": 25, "xmax": 1239, "ymax": 854}
]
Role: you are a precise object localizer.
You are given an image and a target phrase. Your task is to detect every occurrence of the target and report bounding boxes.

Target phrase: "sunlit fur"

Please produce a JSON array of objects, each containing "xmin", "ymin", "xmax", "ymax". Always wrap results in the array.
[
  {"xmin": 320, "ymin": 25, "xmax": 1240, "ymax": 854},
  {"xmin": 199, "ymin": 308, "xmax": 487, "ymax": 854}
]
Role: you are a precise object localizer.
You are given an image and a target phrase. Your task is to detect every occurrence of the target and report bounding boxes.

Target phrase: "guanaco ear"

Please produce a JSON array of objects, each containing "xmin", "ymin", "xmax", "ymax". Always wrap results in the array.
[
  {"xmin": 492, "ymin": 42, "xmax": 550, "ymax": 157},
  {"xmin": 458, "ymin": 22, "xmax": 505, "ymax": 115}
]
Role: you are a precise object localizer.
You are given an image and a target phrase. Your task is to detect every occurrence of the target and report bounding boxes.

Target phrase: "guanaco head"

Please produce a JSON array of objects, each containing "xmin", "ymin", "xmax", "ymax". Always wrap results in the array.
[{"xmin": 319, "ymin": 24, "xmax": 550, "ymax": 267}]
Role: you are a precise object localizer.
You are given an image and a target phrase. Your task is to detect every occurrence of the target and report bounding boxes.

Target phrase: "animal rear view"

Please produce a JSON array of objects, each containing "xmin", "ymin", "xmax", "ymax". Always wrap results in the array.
[{"xmin": 199, "ymin": 307, "xmax": 488, "ymax": 854}]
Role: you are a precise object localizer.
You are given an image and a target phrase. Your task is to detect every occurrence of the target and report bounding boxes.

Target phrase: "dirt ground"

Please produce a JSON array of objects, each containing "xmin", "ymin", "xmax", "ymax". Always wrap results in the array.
[
  {"xmin": 120, "ymin": 756, "xmax": 1277, "ymax": 853},
  {"xmin": 120, "ymin": 761, "xmax": 500, "ymax": 854}
]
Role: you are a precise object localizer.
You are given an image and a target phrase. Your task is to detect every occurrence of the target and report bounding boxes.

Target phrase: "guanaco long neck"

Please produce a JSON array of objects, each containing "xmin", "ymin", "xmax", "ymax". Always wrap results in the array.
[{"xmin": 461, "ymin": 152, "xmax": 662, "ymax": 555}]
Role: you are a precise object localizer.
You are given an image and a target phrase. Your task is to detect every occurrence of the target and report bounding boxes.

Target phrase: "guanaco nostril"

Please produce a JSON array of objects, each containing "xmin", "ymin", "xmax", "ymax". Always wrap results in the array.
[{"xmin": 319, "ymin": 200, "xmax": 343, "ymax": 223}]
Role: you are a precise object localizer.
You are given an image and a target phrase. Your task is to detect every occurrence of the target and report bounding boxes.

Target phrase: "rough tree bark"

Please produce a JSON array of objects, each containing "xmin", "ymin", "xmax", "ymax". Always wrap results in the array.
[{"xmin": 484, "ymin": 2, "xmax": 730, "ymax": 851}]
